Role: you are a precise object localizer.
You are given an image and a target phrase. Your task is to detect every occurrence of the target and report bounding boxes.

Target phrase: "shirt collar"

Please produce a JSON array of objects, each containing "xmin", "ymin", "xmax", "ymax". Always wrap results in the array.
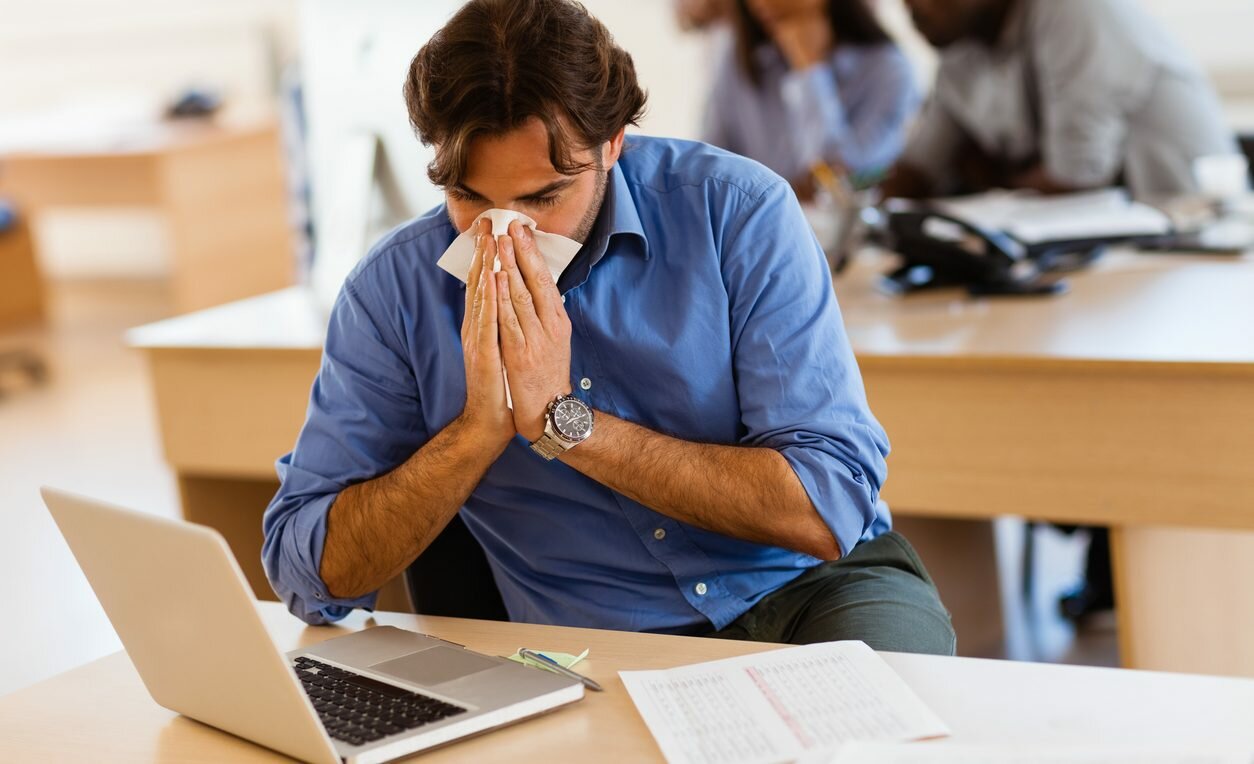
[
  {"xmin": 556, "ymin": 162, "xmax": 649, "ymax": 292},
  {"xmin": 581, "ymin": 161, "xmax": 649, "ymax": 260}
]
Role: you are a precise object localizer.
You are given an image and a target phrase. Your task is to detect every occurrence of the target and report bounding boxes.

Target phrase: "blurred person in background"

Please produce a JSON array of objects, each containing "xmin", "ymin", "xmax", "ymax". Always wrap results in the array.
[
  {"xmin": 882, "ymin": 0, "xmax": 1240, "ymax": 621},
  {"xmin": 674, "ymin": 0, "xmax": 733, "ymax": 30},
  {"xmin": 881, "ymin": 0, "xmax": 1239, "ymax": 201},
  {"xmin": 703, "ymin": 0, "xmax": 921, "ymax": 201}
]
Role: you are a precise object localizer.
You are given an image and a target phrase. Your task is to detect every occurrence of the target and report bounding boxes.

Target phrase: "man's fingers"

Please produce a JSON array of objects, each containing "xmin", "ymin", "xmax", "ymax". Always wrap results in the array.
[
  {"xmin": 495, "ymin": 271, "xmax": 527, "ymax": 353},
  {"xmin": 466, "ymin": 222, "xmax": 492, "ymax": 304},
  {"xmin": 508, "ymin": 221, "xmax": 560, "ymax": 320},
  {"xmin": 496, "ymin": 234, "xmax": 544, "ymax": 341},
  {"xmin": 477, "ymin": 249, "xmax": 499, "ymax": 352}
]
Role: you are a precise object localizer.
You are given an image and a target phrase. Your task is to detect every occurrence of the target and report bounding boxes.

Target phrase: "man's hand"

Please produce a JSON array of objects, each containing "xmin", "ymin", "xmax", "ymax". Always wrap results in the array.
[
  {"xmin": 495, "ymin": 220, "xmax": 573, "ymax": 442},
  {"xmin": 458, "ymin": 218, "xmax": 515, "ymax": 449}
]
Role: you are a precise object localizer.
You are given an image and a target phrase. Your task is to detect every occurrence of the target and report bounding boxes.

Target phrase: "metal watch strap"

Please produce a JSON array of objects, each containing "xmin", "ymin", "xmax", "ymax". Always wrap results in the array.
[{"xmin": 530, "ymin": 432, "xmax": 569, "ymax": 461}]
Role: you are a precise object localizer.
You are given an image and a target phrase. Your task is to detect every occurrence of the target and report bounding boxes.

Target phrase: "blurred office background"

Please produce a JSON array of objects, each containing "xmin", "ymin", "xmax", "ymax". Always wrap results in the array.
[{"xmin": 1, "ymin": 0, "xmax": 1252, "ymax": 698}]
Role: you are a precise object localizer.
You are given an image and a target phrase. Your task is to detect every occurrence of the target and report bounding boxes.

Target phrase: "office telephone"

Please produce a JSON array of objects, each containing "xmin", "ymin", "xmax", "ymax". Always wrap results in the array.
[{"xmin": 879, "ymin": 208, "xmax": 1072, "ymax": 296}]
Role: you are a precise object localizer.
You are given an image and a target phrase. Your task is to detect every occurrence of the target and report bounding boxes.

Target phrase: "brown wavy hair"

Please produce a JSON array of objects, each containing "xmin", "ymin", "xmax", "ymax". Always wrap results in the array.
[{"xmin": 404, "ymin": 0, "xmax": 648, "ymax": 188}]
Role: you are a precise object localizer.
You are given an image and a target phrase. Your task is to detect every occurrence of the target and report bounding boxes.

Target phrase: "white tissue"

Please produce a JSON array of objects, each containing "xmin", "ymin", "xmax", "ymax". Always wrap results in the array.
[
  {"xmin": 439, "ymin": 209, "xmax": 583, "ymax": 413},
  {"xmin": 437, "ymin": 208, "xmax": 583, "ymax": 285}
]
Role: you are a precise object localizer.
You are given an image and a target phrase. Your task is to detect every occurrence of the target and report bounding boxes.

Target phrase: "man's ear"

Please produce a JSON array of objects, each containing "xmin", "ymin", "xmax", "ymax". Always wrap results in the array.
[{"xmin": 604, "ymin": 127, "xmax": 627, "ymax": 168}]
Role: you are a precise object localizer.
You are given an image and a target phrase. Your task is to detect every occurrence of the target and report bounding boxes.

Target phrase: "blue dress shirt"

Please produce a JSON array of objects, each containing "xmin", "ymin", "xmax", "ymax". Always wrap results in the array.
[
  {"xmin": 262, "ymin": 136, "xmax": 891, "ymax": 632},
  {"xmin": 704, "ymin": 42, "xmax": 920, "ymax": 182}
]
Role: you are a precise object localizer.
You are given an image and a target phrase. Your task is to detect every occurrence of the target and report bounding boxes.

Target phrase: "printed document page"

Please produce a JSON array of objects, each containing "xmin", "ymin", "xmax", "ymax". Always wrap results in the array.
[
  {"xmin": 826, "ymin": 742, "xmax": 1253, "ymax": 764},
  {"xmin": 619, "ymin": 641, "xmax": 949, "ymax": 764}
]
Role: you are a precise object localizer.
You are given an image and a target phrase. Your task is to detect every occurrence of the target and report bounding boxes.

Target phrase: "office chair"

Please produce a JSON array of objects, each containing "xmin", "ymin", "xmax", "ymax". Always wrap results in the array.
[{"xmin": 404, "ymin": 512, "xmax": 509, "ymax": 621}]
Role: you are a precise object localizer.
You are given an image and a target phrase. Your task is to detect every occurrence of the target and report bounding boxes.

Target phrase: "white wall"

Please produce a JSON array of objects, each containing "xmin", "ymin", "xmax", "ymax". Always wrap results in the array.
[{"xmin": 0, "ymin": 1, "xmax": 297, "ymax": 115}]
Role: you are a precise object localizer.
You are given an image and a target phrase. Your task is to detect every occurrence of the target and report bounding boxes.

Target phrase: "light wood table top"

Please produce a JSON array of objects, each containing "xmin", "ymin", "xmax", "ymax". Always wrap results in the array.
[
  {"xmin": 1, "ymin": 602, "xmax": 1252, "ymax": 763},
  {"xmin": 834, "ymin": 249, "xmax": 1254, "ymax": 370},
  {"xmin": 129, "ymin": 247, "xmax": 1254, "ymax": 368},
  {"xmin": 127, "ymin": 286, "xmax": 328, "ymax": 351}
]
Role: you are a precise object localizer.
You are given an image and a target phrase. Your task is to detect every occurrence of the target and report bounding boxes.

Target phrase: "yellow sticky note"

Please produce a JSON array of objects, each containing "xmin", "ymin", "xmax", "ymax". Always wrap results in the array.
[{"xmin": 508, "ymin": 648, "xmax": 589, "ymax": 673}]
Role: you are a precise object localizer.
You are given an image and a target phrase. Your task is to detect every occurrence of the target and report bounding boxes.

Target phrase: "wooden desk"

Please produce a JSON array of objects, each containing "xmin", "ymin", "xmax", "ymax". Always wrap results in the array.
[
  {"xmin": 1, "ymin": 601, "xmax": 1251, "ymax": 762},
  {"xmin": 0, "ymin": 118, "xmax": 295, "ymax": 314},
  {"xmin": 127, "ymin": 289, "xmax": 409, "ymax": 612},
  {"xmin": 834, "ymin": 249, "xmax": 1254, "ymax": 676},
  {"xmin": 0, "ymin": 213, "xmax": 43, "ymax": 328},
  {"xmin": 130, "ymin": 249, "xmax": 1254, "ymax": 676}
]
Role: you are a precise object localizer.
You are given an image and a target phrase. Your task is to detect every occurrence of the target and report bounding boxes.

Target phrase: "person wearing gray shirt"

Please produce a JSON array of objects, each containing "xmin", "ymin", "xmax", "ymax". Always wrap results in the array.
[{"xmin": 882, "ymin": 0, "xmax": 1239, "ymax": 200}]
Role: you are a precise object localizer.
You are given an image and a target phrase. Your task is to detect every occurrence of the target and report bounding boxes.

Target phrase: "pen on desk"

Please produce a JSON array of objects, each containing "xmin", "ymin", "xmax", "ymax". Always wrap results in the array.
[{"xmin": 519, "ymin": 649, "xmax": 604, "ymax": 692}]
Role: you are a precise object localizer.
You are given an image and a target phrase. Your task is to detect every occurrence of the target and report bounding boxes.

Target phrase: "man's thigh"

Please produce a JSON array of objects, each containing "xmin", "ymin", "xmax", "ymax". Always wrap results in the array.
[{"xmin": 713, "ymin": 532, "xmax": 956, "ymax": 656}]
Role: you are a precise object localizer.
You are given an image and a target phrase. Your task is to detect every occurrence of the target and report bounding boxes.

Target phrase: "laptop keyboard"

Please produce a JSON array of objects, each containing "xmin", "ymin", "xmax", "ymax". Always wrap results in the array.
[{"xmin": 293, "ymin": 656, "xmax": 467, "ymax": 748}]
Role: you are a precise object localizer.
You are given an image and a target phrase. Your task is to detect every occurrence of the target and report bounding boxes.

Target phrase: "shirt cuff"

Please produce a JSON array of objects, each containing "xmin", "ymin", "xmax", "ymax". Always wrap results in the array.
[
  {"xmin": 778, "ymin": 444, "xmax": 878, "ymax": 558},
  {"xmin": 267, "ymin": 491, "xmax": 381, "ymax": 625}
]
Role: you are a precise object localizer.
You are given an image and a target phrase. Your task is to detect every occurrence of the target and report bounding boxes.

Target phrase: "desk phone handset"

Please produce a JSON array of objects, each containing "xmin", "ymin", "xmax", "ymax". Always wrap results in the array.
[{"xmin": 881, "ymin": 209, "xmax": 1068, "ymax": 296}]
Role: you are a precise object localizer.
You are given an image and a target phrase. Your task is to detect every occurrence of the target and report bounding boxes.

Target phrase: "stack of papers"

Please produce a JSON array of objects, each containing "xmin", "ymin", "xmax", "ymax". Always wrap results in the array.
[
  {"xmin": 934, "ymin": 189, "xmax": 1172, "ymax": 245},
  {"xmin": 619, "ymin": 641, "xmax": 949, "ymax": 764}
]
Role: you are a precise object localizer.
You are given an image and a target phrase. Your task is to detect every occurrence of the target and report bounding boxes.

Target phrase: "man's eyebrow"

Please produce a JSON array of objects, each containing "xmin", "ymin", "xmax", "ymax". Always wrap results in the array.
[
  {"xmin": 454, "ymin": 178, "xmax": 576, "ymax": 202},
  {"xmin": 516, "ymin": 178, "xmax": 576, "ymax": 200},
  {"xmin": 453, "ymin": 183, "xmax": 487, "ymax": 198}
]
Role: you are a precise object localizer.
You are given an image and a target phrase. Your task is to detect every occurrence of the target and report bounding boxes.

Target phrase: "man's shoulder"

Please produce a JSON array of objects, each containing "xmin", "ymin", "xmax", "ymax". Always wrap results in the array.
[
  {"xmin": 344, "ymin": 205, "xmax": 457, "ymax": 294},
  {"xmin": 1027, "ymin": 0, "xmax": 1149, "ymax": 40},
  {"xmin": 619, "ymin": 135, "xmax": 786, "ymax": 207}
]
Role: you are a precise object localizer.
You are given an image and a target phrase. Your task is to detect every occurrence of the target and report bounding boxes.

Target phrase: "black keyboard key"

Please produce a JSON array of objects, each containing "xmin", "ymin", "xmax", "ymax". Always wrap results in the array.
[
  {"xmin": 340, "ymin": 673, "xmax": 413, "ymax": 699},
  {"xmin": 294, "ymin": 659, "xmax": 468, "ymax": 747}
]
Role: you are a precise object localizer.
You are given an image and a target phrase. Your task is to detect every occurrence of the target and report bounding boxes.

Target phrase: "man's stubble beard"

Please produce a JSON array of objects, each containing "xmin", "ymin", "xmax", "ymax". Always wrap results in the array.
[{"xmin": 570, "ymin": 156, "xmax": 608, "ymax": 245}]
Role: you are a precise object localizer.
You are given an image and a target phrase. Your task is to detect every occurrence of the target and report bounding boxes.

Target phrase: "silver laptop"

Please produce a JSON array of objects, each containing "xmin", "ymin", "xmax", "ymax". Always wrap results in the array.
[{"xmin": 42, "ymin": 487, "xmax": 584, "ymax": 764}]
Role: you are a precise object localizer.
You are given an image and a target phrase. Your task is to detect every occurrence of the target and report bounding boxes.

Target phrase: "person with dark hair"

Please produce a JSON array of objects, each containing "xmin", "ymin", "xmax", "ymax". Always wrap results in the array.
[
  {"xmin": 704, "ymin": 0, "xmax": 920, "ymax": 198},
  {"xmin": 881, "ymin": 0, "xmax": 1238, "ymax": 200},
  {"xmin": 263, "ymin": 0, "xmax": 954, "ymax": 654}
]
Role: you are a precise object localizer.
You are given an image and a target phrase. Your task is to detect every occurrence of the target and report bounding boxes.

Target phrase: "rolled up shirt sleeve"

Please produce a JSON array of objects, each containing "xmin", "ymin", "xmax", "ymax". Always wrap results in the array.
[
  {"xmin": 262, "ymin": 274, "xmax": 426, "ymax": 625},
  {"xmin": 721, "ymin": 179, "xmax": 890, "ymax": 556}
]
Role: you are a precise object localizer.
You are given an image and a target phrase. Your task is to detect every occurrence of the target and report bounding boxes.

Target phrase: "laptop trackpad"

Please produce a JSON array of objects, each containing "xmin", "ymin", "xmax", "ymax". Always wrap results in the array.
[{"xmin": 370, "ymin": 646, "xmax": 499, "ymax": 687}]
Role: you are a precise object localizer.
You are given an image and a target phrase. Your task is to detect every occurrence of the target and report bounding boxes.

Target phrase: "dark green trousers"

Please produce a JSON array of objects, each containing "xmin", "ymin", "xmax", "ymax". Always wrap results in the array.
[{"xmin": 708, "ymin": 531, "xmax": 956, "ymax": 655}]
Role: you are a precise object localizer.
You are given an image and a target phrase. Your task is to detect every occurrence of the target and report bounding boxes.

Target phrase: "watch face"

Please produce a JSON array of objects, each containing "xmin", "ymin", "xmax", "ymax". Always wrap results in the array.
[{"xmin": 552, "ymin": 398, "xmax": 593, "ymax": 441}]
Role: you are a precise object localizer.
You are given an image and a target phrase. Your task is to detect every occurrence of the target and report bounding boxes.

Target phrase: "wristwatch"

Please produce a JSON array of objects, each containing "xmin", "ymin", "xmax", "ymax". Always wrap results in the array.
[{"xmin": 530, "ymin": 393, "xmax": 595, "ymax": 460}]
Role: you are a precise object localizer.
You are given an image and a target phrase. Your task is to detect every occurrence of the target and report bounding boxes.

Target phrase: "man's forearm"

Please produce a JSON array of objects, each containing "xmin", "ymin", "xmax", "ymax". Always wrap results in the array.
[
  {"xmin": 319, "ymin": 415, "xmax": 506, "ymax": 599},
  {"xmin": 560, "ymin": 413, "xmax": 842, "ymax": 560}
]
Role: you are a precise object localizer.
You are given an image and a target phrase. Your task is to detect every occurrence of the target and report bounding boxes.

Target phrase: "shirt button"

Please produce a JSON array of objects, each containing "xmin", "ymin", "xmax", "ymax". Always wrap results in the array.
[
  {"xmin": 653, "ymin": 528, "xmax": 666, "ymax": 540},
  {"xmin": 580, "ymin": 377, "xmax": 592, "ymax": 391},
  {"xmin": 694, "ymin": 582, "xmax": 708, "ymax": 596}
]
